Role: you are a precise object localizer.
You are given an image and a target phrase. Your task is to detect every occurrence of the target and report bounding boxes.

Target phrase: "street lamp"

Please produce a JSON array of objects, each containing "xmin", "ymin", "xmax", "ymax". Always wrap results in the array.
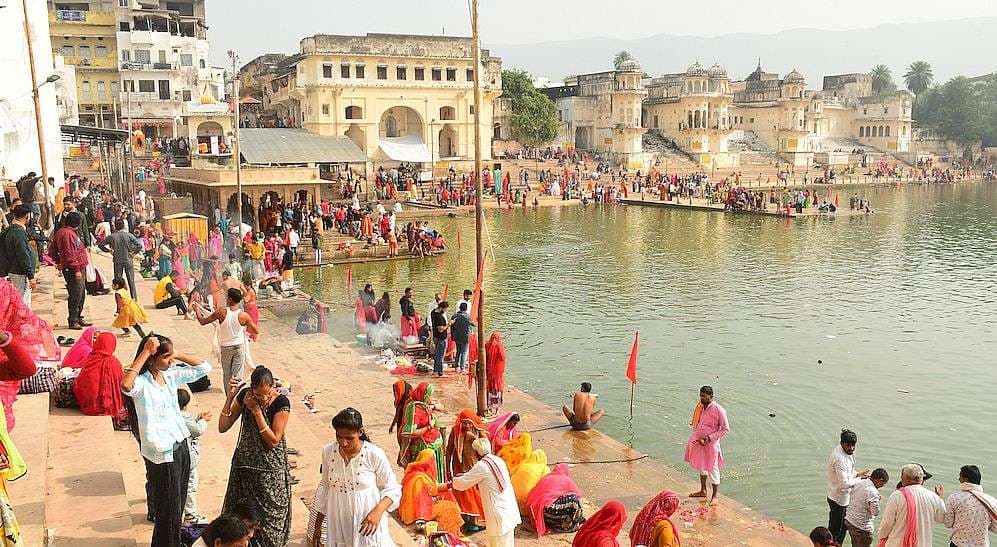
[{"xmin": 35, "ymin": 74, "xmax": 61, "ymax": 91}]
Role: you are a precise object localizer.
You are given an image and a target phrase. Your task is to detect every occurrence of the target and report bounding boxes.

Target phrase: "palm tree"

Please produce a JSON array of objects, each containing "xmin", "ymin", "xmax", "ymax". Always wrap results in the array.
[
  {"xmin": 613, "ymin": 51, "xmax": 633, "ymax": 70},
  {"xmin": 903, "ymin": 61, "xmax": 934, "ymax": 117},
  {"xmin": 870, "ymin": 64, "xmax": 894, "ymax": 95}
]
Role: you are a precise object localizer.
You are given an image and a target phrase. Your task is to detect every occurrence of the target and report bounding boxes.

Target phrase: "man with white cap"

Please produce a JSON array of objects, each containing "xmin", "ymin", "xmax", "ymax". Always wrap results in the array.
[{"xmin": 444, "ymin": 437, "xmax": 520, "ymax": 546}]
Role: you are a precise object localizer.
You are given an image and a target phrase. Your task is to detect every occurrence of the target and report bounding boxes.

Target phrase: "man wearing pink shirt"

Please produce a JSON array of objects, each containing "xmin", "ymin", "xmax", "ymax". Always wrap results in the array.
[{"xmin": 685, "ymin": 385, "xmax": 730, "ymax": 504}]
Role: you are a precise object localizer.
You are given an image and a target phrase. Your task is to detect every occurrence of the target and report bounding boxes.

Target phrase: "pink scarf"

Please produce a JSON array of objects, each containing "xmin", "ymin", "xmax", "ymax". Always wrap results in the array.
[{"xmin": 879, "ymin": 487, "xmax": 918, "ymax": 547}]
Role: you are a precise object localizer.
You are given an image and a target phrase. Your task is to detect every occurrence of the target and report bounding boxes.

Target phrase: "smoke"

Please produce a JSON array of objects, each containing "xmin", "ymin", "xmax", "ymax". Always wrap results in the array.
[{"xmin": 366, "ymin": 321, "xmax": 400, "ymax": 349}]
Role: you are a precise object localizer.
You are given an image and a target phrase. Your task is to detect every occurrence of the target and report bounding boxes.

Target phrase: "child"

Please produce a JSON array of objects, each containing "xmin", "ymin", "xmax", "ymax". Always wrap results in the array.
[
  {"xmin": 111, "ymin": 277, "xmax": 148, "ymax": 337},
  {"xmin": 178, "ymin": 388, "xmax": 211, "ymax": 525}
]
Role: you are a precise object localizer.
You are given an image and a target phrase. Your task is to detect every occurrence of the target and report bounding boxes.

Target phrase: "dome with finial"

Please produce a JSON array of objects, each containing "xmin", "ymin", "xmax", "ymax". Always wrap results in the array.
[
  {"xmin": 784, "ymin": 68, "xmax": 805, "ymax": 83},
  {"xmin": 199, "ymin": 94, "xmax": 217, "ymax": 105},
  {"xmin": 687, "ymin": 61, "xmax": 707, "ymax": 76},
  {"xmin": 708, "ymin": 63, "xmax": 728, "ymax": 78},
  {"xmin": 618, "ymin": 58, "xmax": 642, "ymax": 73}
]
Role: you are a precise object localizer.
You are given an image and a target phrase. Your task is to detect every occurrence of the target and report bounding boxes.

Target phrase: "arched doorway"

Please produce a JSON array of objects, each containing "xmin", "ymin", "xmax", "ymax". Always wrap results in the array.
[
  {"xmin": 293, "ymin": 189, "xmax": 310, "ymax": 205},
  {"xmin": 492, "ymin": 122, "xmax": 502, "ymax": 140},
  {"xmin": 345, "ymin": 124, "xmax": 365, "ymax": 152},
  {"xmin": 575, "ymin": 126, "xmax": 591, "ymax": 150},
  {"xmin": 196, "ymin": 121, "xmax": 225, "ymax": 155},
  {"xmin": 258, "ymin": 191, "xmax": 283, "ymax": 234},
  {"xmin": 225, "ymin": 192, "xmax": 254, "ymax": 229},
  {"xmin": 438, "ymin": 124, "xmax": 458, "ymax": 158},
  {"xmin": 379, "ymin": 106, "xmax": 423, "ymax": 139}
]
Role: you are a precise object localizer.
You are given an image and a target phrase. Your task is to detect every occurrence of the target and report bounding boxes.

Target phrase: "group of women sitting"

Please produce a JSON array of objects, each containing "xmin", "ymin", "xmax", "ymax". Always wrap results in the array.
[{"xmin": 387, "ymin": 379, "xmax": 684, "ymax": 545}]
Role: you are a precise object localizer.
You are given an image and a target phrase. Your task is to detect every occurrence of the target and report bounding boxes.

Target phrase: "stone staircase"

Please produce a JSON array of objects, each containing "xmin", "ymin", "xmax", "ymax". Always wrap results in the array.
[
  {"xmin": 729, "ymin": 130, "xmax": 782, "ymax": 165},
  {"xmin": 642, "ymin": 130, "xmax": 702, "ymax": 173}
]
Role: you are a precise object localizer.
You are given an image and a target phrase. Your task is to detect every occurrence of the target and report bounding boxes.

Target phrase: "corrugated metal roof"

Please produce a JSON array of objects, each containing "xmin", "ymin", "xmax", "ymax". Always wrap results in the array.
[{"xmin": 239, "ymin": 128, "xmax": 367, "ymax": 165}]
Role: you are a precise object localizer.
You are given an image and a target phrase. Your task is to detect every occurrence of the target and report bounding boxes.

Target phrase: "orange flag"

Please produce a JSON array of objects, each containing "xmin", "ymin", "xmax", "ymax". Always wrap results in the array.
[
  {"xmin": 625, "ymin": 331, "xmax": 639, "ymax": 384},
  {"xmin": 470, "ymin": 255, "xmax": 486, "ymax": 318},
  {"xmin": 442, "ymin": 283, "xmax": 449, "ymax": 301}
]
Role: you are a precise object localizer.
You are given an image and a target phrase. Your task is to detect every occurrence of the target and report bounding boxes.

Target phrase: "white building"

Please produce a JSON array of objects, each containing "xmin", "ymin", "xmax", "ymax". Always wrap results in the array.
[{"xmin": 1, "ymin": 0, "xmax": 65, "ymax": 186}]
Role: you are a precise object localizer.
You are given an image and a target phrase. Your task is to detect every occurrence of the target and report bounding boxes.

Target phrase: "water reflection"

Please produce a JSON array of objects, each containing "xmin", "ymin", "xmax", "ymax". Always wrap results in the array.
[{"xmin": 300, "ymin": 183, "xmax": 997, "ymax": 537}]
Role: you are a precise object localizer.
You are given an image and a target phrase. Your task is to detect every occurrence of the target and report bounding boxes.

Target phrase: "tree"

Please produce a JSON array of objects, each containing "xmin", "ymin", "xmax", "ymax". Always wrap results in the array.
[
  {"xmin": 932, "ymin": 77, "xmax": 984, "ymax": 145},
  {"xmin": 501, "ymin": 69, "xmax": 559, "ymax": 146},
  {"xmin": 613, "ymin": 51, "xmax": 633, "ymax": 70},
  {"xmin": 870, "ymin": 64, "xmax": 896, "ymax": 95},
  {"xmin": 903, "ymin": 61, "xmax": 934, "ymax": 117}
]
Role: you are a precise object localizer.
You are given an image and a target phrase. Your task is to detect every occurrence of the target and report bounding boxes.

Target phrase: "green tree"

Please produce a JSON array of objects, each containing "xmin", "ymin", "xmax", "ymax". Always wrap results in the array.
[
  {"xmin": 613, "ymin": 51, "xmax": 633, "ymax": 70},
  {"xmin": 933, "ymin": 77, "xmax": 984, "ymax": 145},
  {"xmin": 870, "ymin": 64, "xmax": 896, "ymax": 95},
  {"xmin": 903, "ymin": 61, "xmax": 934, "ymax": 117},
  {"xmin": 501, "ymin": 69, "xmax": 559, "ymax": 146}
]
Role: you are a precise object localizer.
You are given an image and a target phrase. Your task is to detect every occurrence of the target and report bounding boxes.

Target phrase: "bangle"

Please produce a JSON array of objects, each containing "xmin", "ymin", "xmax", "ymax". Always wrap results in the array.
[
  {"xmin": 221, "ymin": 411, "xmax": 232, "ymax": 417},
  {"xmin": 123, "ymin": 367, "xmax": 135, "ymax": 373},
  {"xmin": 259, "ymin": 426, "xmax": 270, "ymax": 433}
]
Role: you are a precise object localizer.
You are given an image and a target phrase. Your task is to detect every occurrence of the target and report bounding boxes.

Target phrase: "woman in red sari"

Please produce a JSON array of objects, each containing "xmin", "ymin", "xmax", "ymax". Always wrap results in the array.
[
  {"xmin": 484, "ymin": 332, "xmax": 507, "ymax": 411},
  {"xmin": 573, "ymin": 500, "xmax": 627, "ymax": 547},
  {"xmin": 73, "ymin": 331, "xmax": 125, "ymax": 416},
  {"xmin": 388, "ymin": 380, "xmax": 412, "ymax": 466}
]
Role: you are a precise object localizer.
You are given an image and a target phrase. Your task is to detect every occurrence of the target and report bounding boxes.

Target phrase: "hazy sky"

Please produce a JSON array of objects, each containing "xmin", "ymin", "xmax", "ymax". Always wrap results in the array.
[{"xmin": 206, "ymin": 0, "xmax": 997, "ymax": 67}]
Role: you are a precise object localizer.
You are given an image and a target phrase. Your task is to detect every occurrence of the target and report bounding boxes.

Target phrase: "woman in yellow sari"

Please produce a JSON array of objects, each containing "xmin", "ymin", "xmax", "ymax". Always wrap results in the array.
[
  {"xmin": 497, "ymin": 430, "xmax": 532, "ymax": 473},
  {"xmin": 510, "ymin": 448, "xmax": 550, "ymax": 513}
]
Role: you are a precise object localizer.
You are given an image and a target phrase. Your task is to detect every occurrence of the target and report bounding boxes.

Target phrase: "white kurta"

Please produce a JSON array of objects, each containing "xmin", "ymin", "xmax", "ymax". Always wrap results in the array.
[
  {"xmin": 452, "ymin": 454, "xmax": 521, "ymax": 538},
  {"xmin": 877, "ymin": 484, "xmax": 947, "ymax": 547},
  {"xmin": 314, "ymin": 442, "xmax": 402, "ymax": 547}
]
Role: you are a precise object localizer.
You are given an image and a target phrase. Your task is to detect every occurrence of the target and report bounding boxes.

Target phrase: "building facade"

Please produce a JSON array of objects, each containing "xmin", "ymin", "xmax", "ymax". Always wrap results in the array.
[
  {"xmin": 247, "ymin": 33, "xmax": 503, "ymax": 164},
  {"xmin": 543, "ymin": 59, "xmax": 650, "ymax": 169},
  {"xmin": 47, "ymin": 0, "xmax": 119, "ymax": 127}
]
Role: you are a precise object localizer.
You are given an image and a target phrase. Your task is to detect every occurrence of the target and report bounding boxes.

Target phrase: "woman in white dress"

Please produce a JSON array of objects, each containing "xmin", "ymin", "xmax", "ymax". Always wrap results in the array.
[{"xmin": 312, "ymin": 408, "xmax": 401, "ymax": 547}]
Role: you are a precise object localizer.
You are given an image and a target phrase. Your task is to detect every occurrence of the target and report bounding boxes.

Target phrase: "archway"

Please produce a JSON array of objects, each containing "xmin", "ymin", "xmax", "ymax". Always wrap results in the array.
[
  {"xmin": 196, "ymin": 121, "xmax": 225, "ymax": 155},
  {"xmin": 258, "ymin": 190, "xmax": 283, "ymax": 234},
  {"xmin": 379, "ymin": 106, "xmax": 423, "ymax": 139},
  {"xmin": 574, "ymin": 126, "xmax": 591, "ymax": 150},
  {"xmin": 293, "ymin": 189, "xmax": 310, "ymax": 206},
  {"xmin": 345, "ymin": 124, "xmax": 366, "ymax": 152},
  {"xmin": 859, "ymin": 127, "xmax": 865, "ymax": 137},
  {"xmin": 438, "ymin": 124, "xmax": 457, "ymax": 158},
  {"xmin": 225, "ymin": 192, "xmax": 254, "ymax": 229}
]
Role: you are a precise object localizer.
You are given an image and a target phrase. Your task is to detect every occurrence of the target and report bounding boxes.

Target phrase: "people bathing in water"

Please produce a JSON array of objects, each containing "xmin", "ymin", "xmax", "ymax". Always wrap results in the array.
[{"xmin": 562, "ymin": 382, "xmax": 604, "ymax": 431}]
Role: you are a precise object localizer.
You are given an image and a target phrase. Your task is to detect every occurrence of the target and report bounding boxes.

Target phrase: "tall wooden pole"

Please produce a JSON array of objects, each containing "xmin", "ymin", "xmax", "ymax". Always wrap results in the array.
[
  {"xmin": 234, "ymin": 77, "xmax": 243, "ymax": 234},
  {"xmin": 22, "ymin": 0, "xmax": 53, "ymax": 227},
  {"xmin": 471, "ymin": 0, "xmax": 487, "ymax": 416}
]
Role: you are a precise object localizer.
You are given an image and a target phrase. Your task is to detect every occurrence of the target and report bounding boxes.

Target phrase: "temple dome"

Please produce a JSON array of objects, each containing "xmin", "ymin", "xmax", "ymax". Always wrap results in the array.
[
  {"xmin": 687, "ymin": 61, "xmax": 707, "ymax": 76},
  {"xmin": 784, "ymin": 69, "xmax": 805, "ymax": 83},
  {"xmin": 708, "ymin": 63, "xmax": 727, "ymax": 78},
  {"xmin": 618, "ymin": 59, "xmax": 642, "ymax": 73}
]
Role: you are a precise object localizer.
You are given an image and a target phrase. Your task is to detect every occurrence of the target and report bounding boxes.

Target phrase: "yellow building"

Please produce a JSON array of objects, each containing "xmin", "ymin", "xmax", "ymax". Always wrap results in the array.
[
  {"xmin": 251, "ymin": 33, "xmax": 503, "ymax": 166},
  {"xmin": 47, "ymin": 1, "xmax": 119, "ymax": 127}
]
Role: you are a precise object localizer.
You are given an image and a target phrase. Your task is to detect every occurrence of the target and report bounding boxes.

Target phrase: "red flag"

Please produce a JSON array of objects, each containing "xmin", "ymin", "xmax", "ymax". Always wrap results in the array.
[
  {"xmin": 442, "ymin": 283, "xmax": 449, "ymax": 301},
  {"xmin": 456, "ymin": 230, "xmax": 461, "ymax": 250},
  {"xmin": 625, "ymin": 331, "xmax": 639, "ymax": 384},
  {"xmin": 346, "ymin": 267, "xmax": 352, "ymax": 289}
]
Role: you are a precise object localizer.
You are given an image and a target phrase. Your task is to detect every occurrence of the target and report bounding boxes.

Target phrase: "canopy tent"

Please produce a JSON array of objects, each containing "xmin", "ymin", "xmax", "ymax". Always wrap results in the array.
[
  {"xmin": 239, "ymin": 128, "xmax": 366, "ymax": 165},
  {"xmin": 378, "ymin": 134, "xmax": 431, "ymax": 163}
]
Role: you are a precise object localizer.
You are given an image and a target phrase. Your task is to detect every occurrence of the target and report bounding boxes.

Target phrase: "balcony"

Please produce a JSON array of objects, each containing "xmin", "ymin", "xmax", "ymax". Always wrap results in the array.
[
  {"xmin": 64, "ymin": 55, "xmax": 117, "ymax": 69},
  {"xmin": 119, "ymin": 91, "xmax": 178, "ymax": 103},
  {"xmin": 49, "ymin": 10, "xmax": 116, "ymax": 26},
  {"xmin": 120, "ymin": 62, "xmax": 176, "ymax": 72}
]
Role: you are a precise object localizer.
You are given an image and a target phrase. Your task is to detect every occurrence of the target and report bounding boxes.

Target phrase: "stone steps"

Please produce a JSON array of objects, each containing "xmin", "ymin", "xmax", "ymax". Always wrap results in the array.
[{"xmin": 7, "ymin": 393, "xmax": 50, "ymax": 547}]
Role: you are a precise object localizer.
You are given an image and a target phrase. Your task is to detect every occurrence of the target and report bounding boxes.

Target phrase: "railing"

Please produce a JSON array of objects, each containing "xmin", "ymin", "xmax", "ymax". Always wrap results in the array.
[{"xmin": 119, "ymin": 91, "xmax": 175, "ymax": 102}]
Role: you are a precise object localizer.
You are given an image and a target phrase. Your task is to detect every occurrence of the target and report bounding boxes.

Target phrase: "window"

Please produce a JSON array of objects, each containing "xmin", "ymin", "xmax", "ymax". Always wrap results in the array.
[
  {"xmin": 119, "ymin": 21, "xmax": 130, "ymax": 31},
  {"xmin": 355, "ymin": 64, "xmax": 365, "ymax": 78},
  {"xmin": 439, "ymin": 106, "xmax": 455, "ymax": 120},
  {"xmin": 884, "ymin": 107, "xmax": 889, "ymax": 114},
  {"xmin": 122, "ymin": 79, "xmax": 134, "ymax": 92},
  {"xmin": 749, "ymin": 117, "xmax": 755, "ymax": 123},
  {"xmin": 345, "ymin": 106, "xmax": 362, "ymax": 119},
  {"xmin": 138, "ymin": 79, "xmax": 155, "ymax": 92},
  {"xmin": 61, "ymin": 45, "xmax": 74, "ymax": 56},
  {"xmin": 158, "ymin": 80, "xmax": 170, "ymax": 100},
  {"xmin": 321, "ymin": 104, "xmax": 329, "ymax": 115},
  {"xmin": 135, "ymin": 49, "xmax": 151, "ymax": 63},
  {"xmin": 97, "ymin": 81, "xmax": 106, "ymax": 97},
  {"xmin": 859, "ymin": 127, "xmax": 865, "ymax": 137},
  {"xmin": 432, "ymin": 68, "xmax": 442, "ymax": 81},
  {"xmin": 469, "ymin": 105, "xmax": 475, "ymax": 115},
  {"xmin": 95, "ymin": 45, "xmax": 108, "ymax": 57},
  {"xmin": 180, "ymin": 54, "xmax": 193, "ymax": 67},
  {"xmin": 340, "ymin": 64, "xmax": 350, "ymax": 78},
  {"xmin": 158, "ymin": 50, "xmax": 166, "ymax": 63},
  {"xmin": 182, "ymin": 89, "xmax": 191, "ymax": 101},
  {"xmin": 78, "ymin": 45, "xmax": 91, "ymax": 58},
  {"xmin": 110, "ymin": 81, "xmax": 119, "ymax": 93},
  {"xmin": 653, "ymin": 115, "xmax": 659, "ymax": 128},
  {"xmin": 396, "ymin": 66, "xmax": 407, "ymax": 80},
  {"xmin": 199, "ymin": 59, "xmax": 205, "ymax": 69},
  {"xmin": 119, "ymin": 0, "xmax": 128, "ymax": 6},
  {"xmin": 376, "ymin": 65, "xmax": 387, "ymax": 80},
  {"xmin": 322, "ymin": 64, "xmax": 333, "ymax": 78},
  {"xmin": 121, "ymin": 49, "xmax": 130, "ymax": 61},
  {"xmin": 446, "ymin": 68, "xmax": 456, "ymax": 81},
  {"xmin": 466, "ymin": 68, "xmax": 474, "ymax": 82},
  {"xmin": 885, "ymin": 126, "xmax": 890, "ymax": 137},
  {"xmin": 81, "ymin": 81, "xmax": 91, "ymax": 99},
  {"xmin": 415, "ymin": 67, "xmax": 425, "ymax": 80}
]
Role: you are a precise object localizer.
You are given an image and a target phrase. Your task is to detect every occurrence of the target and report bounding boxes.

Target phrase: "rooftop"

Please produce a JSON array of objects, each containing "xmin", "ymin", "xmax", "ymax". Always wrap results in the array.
[{"xmin": 239, "ymin": 128, "xmax": 366, "ymax": 165}]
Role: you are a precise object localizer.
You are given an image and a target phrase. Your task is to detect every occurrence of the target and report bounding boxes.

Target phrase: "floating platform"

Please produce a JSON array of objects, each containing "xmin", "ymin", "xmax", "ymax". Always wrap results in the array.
[{"xmin": 620, "ymin": 197, "xmax": 873, "ymax": 218}]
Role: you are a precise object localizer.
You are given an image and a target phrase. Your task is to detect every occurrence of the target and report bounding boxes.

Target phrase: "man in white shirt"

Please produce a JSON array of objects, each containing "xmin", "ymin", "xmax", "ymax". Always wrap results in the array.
[
  {"xmin": 456, "ymin": 289, "xmax": 473, "ymax": 316},
  {"xmin": 943, "ymin": 465, "xmax": 997, "ymax": 547},
  {"xmin": 878, "ymin": 463, "xmax": 947, "ymax": 547},
  {"xmin": 845, "ymin": 468, "xmax": 890, "ymax": 547},
  {"xmin": 447, "ymin": 438, "xmax": 520, "ymax": 547},
  {"xmin": 828, "ymin": 429, "xmax": 870, "ymax": 544},
  {"xmin": 288, "ymin": 227, "xmax": 300, "ymax": 258}
]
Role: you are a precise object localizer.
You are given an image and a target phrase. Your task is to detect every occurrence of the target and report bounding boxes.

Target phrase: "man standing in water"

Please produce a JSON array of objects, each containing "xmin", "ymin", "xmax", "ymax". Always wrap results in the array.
[
  {"xmin": 562, "ymin": 382, "xmax": 604, "ymax": 431},
  {"xmin": 827, "ymin": 429, "xmax": 870, "ymax": 545},
  {"xmin": 685, "ymin": 385, "xmax": 730, "ymax": 505}
]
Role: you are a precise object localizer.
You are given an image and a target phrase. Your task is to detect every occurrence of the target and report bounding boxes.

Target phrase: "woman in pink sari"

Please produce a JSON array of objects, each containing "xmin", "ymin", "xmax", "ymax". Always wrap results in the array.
[
  {"xmin": 171, "ymin": 241, "xmax": 188, "ymax": 291},
  {"xmin": 208, "ymin": 226, "xmax": 223, "ymax": 259},
  {"xmin": 62, "ymin": 326, "xmax": 98, "ymax": 368},
  {"xmin": 487, "ymin": 412, "xmax": 520, "ymax": 453},
  {"xmin": 526, "ymin": 463, "xmax": 584, "ymax": 536},
  {"xmin": 0, "ymin": 278, "xmax": 54, "ymax": 431},
  {"xmin": 187, "ymin": 232, "xmax": 201, "ymax": 271}
]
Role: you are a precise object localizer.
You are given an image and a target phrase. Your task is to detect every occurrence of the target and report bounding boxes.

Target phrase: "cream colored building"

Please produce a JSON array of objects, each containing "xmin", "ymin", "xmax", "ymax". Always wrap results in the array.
[
  {"xmin": 251, "ymin": 33, "xmax": 503, "ymax": 165},
  {"xmin": 542, "ymin": 59, "xmax": 650, "ymax": 169},
  {"xmin": 729, "ymin": 63, "xmax": 813, "ymax": 166},
  {"xmin": 644, "ymin": 62, "xmax": 738, "ymax": 167}
]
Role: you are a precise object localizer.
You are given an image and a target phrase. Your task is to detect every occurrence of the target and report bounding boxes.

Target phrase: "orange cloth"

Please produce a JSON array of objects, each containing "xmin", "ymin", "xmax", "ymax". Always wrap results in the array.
[
  {"xmin": 690, "ymin": 403, "xmax": 703, "ymax": 428},
  {"xmin": 497, "ymin": 430, "xmax": 531, "ymax": 473},
  {"xmin": 445, "ymin": 409, "xmax": 486, "ymax": 522},
  {"xmin": 399, "ymin": 449, "xmax": 457, "ymax": 526}
]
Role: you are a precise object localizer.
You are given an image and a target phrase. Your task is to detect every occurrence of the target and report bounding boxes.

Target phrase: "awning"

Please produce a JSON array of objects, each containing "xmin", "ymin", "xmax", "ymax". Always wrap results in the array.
[
  {"xmin": 379, "ymin": 134, "xmax": 431, "ymax": 163},
  {"xmin": 239, "ymin": 128, "xmax": 367, "ymax": 164}
]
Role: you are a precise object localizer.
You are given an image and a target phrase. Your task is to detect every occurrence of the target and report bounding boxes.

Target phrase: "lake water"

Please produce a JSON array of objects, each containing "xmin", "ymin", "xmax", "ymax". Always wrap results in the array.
[{"xmin": 299, "ymin": 182, "xmax": 997, "ymax": 537}]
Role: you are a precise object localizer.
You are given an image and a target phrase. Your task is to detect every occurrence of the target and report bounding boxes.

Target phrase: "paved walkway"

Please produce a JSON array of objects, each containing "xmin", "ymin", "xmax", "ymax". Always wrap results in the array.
[{"xmin": 16, "ymin": 250, "xmax": 810, "ymax": 545}]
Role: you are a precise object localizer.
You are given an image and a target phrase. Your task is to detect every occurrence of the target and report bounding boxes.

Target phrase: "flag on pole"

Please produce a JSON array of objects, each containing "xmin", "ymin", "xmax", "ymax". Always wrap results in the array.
[
  {"xmin": 470, "ymin": 254, "xmax": 486, "ymax": 318},
  {"xmin": 625, "ymin": 331, "xmax": 639, "ymax": 384},
  {"xmin": 442, "ymin": 283, "xmax": 449, "ymax": 301}
]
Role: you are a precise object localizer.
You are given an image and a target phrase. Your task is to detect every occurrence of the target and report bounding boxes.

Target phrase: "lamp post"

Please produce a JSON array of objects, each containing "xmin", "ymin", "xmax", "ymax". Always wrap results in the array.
[{"xmin": 22, "ymin": 0, "xmax": 57, "ymax": 227}]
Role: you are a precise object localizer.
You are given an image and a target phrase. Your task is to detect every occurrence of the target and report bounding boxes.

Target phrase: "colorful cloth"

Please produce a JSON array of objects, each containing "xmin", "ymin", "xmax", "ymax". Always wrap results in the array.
[
  {"xmin": 401, "ymin": 383, "xmax": 443, "ymax": 476},
  {"xmin": 526, "ymin": 463, "xmax": 583, "ymax": 536},
  {"xmin": 487, "ymin": 412, "xmax": 520, "ymax": 454},
  {"xmin": 111, "ymin": 288, "xmax": 148, "ymax": 328},
  {"xmin": 484, "ymin": 332, "xmax": 506, "ymax": 410},
  {"xmin": 496, "ymin": 430, "xmax": 531, "ymax": 474},
  {"xmin": 543, "ymin": 493, "xmax": 585, "ymax": 534},
  {"xmin": 399, "ymin": 449, "xmax": 455, "ymax": 524},
  {"xmin": 73, "ymin": 332, "xmax": 124, "ymax": 416},
  {"xmin": 574, "ymin": 500, "xmax": 627, "ymax": 547},
  {"xmin": 683, "ymin": 402, "xmax": 729, "ymax": 473},
  {"xmin": 0, "ymin": 279, "xmax": 53, "ymax": 431},
  {"xmin": 509, "ymin": 447, "xmax": 550, "ymax": 513},
  {"xmin": 444, "ymin": 409, "xmax": 486, "ymax": 523},
  {"xmin": 629, "ymin": 490, "xmax": 681, "ymax": 547}
]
